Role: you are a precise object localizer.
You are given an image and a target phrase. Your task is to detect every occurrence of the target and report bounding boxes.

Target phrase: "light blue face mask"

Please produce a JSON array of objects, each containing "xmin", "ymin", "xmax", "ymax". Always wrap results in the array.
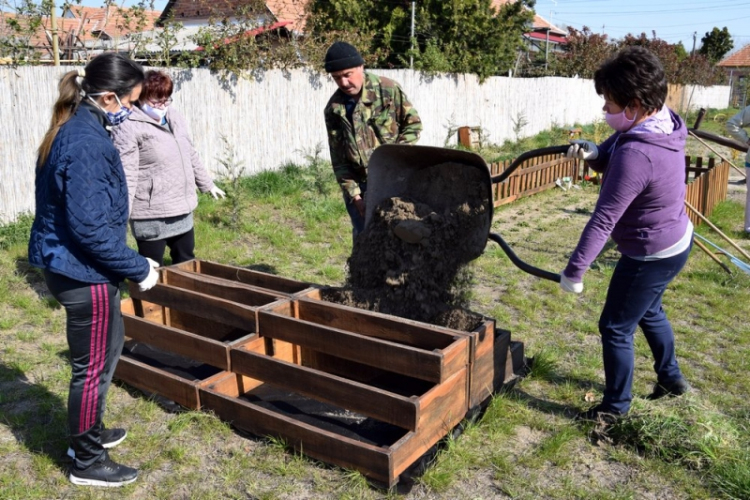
[{"xmin": 88, "ymin": 92, "xmax": 133, "ymax": 126}]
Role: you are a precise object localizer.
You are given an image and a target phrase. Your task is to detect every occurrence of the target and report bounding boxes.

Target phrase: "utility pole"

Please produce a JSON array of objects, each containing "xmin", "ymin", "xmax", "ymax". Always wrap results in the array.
[
  {"xmin": 50, "ymin": 0, "xmax": 60, "ymax": 66},
  {"xmin": 691, "ymin": 31, "xmax": 697, "ymax": 56},
  {"xmin": 545, "ymin": 9, "xmax": 555, "ymax": 71},
  {"xmin": 410, "ymin": 1, "xmax": 415, "ymax": 69}
]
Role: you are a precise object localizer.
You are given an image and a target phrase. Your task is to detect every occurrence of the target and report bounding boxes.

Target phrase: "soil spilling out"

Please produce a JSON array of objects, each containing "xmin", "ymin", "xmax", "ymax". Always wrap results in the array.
[{"xmin": 323, "ymin": 162, "xmax": 491, "ymax": 332}]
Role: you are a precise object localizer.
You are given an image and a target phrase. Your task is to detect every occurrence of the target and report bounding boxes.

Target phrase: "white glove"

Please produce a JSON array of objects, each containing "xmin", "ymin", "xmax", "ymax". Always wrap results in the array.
[
  {"xmin": 145, "ymin": 257, "xmax": 160, "ymax": 269},
  {"xmin": 560, "ymin": 272, "xmax": 583, "ymax": 294},
  {"xmin": 137, "ymin": 266, "xmax": 159, "ymax": 292},
  {"xmin": 566, "ymin": 140, "xmax": 599, "ymax": 161},
  {"xmin": 209, "ymin": 186, "xmax": 226, "ymax": 199}
]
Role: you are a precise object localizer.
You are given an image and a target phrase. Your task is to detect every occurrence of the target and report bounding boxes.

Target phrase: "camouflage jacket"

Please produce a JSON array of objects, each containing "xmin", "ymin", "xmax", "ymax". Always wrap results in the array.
[{"xmin": 324, "ymin": 72, "xmax": 422, "ymax": 199}]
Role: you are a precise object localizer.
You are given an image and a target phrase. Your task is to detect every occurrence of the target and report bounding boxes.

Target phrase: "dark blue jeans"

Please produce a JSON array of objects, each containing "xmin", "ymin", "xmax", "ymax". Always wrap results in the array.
[
  {"xmin": 599, "ymin": 243, "xmax": 691, "ymax": 414},
  {"xmin": 343, "ymin": 181, "xmax": 367, "ymax": 239}
]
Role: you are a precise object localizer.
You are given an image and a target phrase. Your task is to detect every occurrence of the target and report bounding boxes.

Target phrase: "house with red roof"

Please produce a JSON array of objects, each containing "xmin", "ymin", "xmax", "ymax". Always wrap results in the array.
[
  {"xmin": 0, "ymin": 5, "xmax": 160, "ymax": 62},
  {"xmin": 718, "ymin": 44, "xmax": 750, "ymax": 108},
  {"xmin": 147, "ymin": 0, "xmax": 304, "ymax": 52},
  {"xmin": 491, "ymin": 0, "xmax": 568, "ymax": 52}
]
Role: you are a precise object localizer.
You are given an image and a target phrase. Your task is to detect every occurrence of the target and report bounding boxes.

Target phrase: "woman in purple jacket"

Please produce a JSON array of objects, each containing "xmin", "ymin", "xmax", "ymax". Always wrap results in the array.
[{"xmin": 564, "ymin": 46, "xmax": 693, "ymax": 421}]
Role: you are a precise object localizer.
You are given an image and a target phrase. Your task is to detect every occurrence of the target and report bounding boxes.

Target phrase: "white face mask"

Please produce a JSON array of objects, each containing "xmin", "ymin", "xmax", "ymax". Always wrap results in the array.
[{"xmin": 142, "ymin": 103, "xmax": 168, "ymax": 122}]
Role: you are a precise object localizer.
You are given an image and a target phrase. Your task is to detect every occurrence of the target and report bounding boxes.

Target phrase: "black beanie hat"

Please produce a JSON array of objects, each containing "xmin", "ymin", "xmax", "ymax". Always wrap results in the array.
[{"xmin": 324, "ymin": 42, "xmax": 365, "ymax": 73}]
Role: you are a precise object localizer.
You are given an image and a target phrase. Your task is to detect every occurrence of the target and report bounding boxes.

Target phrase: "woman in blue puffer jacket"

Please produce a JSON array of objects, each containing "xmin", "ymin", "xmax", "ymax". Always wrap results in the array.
[{"xmin": 28, "ymin": 53, "xmax": 158, "ymax": 488}]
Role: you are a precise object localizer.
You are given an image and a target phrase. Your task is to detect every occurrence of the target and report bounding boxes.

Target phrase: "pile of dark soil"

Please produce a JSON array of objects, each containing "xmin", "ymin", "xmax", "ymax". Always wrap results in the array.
[{"xmin": 323, "ymin": 162, "xmax": 491, "ymax": 332}]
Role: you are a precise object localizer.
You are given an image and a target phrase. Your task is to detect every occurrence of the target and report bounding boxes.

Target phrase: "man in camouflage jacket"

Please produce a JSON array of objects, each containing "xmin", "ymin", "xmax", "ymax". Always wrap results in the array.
[{"xmin": 323, "ymin": 41, "xmax": 423, "ymax": 237}]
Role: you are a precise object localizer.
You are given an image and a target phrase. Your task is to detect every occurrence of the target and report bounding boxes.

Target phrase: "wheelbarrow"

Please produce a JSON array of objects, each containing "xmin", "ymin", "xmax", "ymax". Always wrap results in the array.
[{"xmin": 365, "ymin": 144, "xmax": 572, "ymax": 283}]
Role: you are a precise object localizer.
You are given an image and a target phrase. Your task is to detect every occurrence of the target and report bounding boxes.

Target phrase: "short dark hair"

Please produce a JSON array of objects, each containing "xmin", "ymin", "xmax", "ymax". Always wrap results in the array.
[
  {"xmin": 141, "ymin": 70, "xmax": 174, "ymax": 102},
  {"xmin": 593, "ymin": 46, "xmax": 667, "ymax": 113}
]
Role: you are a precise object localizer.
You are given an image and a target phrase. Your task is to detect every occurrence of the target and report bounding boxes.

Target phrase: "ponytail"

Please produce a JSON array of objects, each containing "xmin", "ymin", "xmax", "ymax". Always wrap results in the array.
[
  {"xmin": 37, "ymin": 70, "xmax": 83, "ymax": 169},
  {"xmin": 37, "ymin": 53, "xmax": 144, "ymax": 169}
]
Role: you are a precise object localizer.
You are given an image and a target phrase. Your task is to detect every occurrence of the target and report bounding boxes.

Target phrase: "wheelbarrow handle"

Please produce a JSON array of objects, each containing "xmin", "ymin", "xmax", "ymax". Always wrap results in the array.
[
  {"xmin": 488, "ymin": 233, "xmax": 561, "ymax": 283},
  {"xmin": 490, "ymin": 145, "xmax": 571, "ymax": 184}
]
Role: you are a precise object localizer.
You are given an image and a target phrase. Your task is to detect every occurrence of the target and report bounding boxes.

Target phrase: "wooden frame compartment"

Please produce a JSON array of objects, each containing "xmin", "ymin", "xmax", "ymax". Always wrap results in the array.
[
  {"xmin": 169, "ymin": 259, "xmax": 313, "ymax": 296},
  {"xmin": 258, "ymin": 297, "xmax": 469, "ymax": 386},
  {"xmin": 117, "ymin": 298, "xmax": 265, "ymax": 409},
  {"xmin": 297, "ymin": 289, "xmax": 515, "ymax": 410},
  {"xmin": 199, "ymin": 366, "xmax": 468, "ymax": 487}
]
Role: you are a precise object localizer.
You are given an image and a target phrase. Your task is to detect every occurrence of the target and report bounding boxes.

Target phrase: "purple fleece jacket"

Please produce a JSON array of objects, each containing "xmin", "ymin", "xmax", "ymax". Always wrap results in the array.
[{"xmin": 564, "ymin": 108, "xmax": 689, "ymax": 282}]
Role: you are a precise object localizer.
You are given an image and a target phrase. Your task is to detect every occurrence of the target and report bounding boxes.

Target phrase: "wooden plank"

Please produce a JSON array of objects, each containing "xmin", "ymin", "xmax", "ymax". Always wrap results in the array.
[
  {"xmin": 296, "ymin": 298, "xmax": 462, "ymax": 350},
  {"xmin": 121, "ymin": 298, "xmax": 163, "ymax": 323},
  {"xmin": 231, "ymin": 347, "xmax": 420, "ymax": 430},
  {"xmin": 258, "ymin": 310, "xmax": 446, "ymax": 383},
  {"xmin": 198, "ymin": 260, "xmax": 310, "ymax": 294},
  {"xmin": 390, "ymin": 368, "xmax": 468, "ymax": 478},
  {"xmin": 505, "ymin": 341, "xmax": 526, "ymax": 380},
  {"xmin": 199, "ymin": 387, "xmax": 396, "ymax": 486},
  {"xmin": 169, "ymin": 260, "xmax": 198, "ymax": 273},
  {"xmin": 169, "ymin": 309, "xmax": 254, "ymax": 341},
  {"xmin": 122, "ymin": 314, "xmax": 230, "ymax": 370},
  {"xmin": 129, "ymin": 281, "xmax": 273, "ymax": 332},
  {"xmin": 298, "ymin": 349, "xmax": 391, "ymax": 384},
  {"xmin": 163, "ymin": 268, "xmax": 284, "ymax": 305},
  {"xmin": 466, "ymin": 323, "xmax": 511, "ymax": 408},
  {"xmin": 115, "ymin": 355, "xmax": 201, "ymax": 409},
  {"xmin": 198, "ymin": 371, "xmax": 262, "ymax": 397}
]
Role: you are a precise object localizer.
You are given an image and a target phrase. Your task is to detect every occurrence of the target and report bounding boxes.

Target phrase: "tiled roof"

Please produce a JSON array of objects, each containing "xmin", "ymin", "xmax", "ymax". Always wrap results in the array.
[
  {"xmin": 718, "ymin": 44, "xmax": 750, "ymax": 68},
  {"xmin": 160, "ymin": 0, "xmax": 242, "ymax": 21},
  {"xmin": 1, "ymin": 7, "xmax": 159, "ymax": 58},
  {"xmin": 265, "ymin": 0, "xmax": 308, "ymax": 33},
  {"xmin": 159, "ymin": 0, "xmax": 307, "ymax": 32},
  {"xmin": 63, "ymin": 6, "xmax": 161, "ymax": 41}
]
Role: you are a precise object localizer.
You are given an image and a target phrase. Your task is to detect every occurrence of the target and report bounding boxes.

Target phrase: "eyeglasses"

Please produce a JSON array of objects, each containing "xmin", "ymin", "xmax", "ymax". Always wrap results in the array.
[{"xmin": 147, "ymin": 97, "xmax": 173, "ymax": 109}]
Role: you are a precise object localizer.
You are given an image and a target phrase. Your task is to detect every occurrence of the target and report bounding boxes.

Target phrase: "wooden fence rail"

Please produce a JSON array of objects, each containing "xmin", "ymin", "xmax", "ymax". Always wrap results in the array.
[
  {"xmin": 490, "ymin": 154, "xmax": 579, "ymax": 207},
  {"xmin": 489, "ymin": 153, "xmax": 730, "ymax": 224},
  {"xmin": 684, "ymin": 157, "xmax": 729, "ymax": 225}
]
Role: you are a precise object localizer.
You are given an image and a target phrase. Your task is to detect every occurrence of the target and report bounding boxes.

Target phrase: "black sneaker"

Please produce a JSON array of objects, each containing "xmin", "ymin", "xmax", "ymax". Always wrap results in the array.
[
  {"xmin": 69, "ymin": 452, "xmax": 138, "ymax": 487},
  {"xmin": 647, "ymin": 378, "xmax": 690, "ymax": 400},
  {"xmin": 575, "ymin": 404, "xmax": 623, "ymax": 424},
  {"xmin": 67, "ymin": 428, "xmax": 127, "ymax": 459}
]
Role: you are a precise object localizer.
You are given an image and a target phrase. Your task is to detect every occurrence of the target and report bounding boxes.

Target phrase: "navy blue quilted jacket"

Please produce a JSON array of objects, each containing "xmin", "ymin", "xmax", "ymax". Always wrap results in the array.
[{"xmin": 28, "ymin": 102, "xmax": 150, "ymax": 284}]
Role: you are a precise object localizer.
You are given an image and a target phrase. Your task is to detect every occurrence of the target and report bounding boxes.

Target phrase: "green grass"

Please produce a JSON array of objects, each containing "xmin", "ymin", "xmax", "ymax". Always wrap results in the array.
[{"xmin": 1, "ymin": 123, "xmax": 749, "ymax": 499}]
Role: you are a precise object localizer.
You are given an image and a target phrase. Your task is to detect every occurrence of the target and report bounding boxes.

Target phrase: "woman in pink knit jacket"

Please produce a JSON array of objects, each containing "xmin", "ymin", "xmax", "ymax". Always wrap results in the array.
[{"xmin": 112, "ymin": 70, "xmax": 225, "ymax": 266}]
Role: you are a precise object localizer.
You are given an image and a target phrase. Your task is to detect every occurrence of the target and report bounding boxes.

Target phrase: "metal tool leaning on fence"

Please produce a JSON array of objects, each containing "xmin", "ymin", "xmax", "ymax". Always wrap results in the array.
[
  {"xmin": 725, "ymin": 104, "xmax": 750, "ymax": 235},
  {"xmin": 27, "ymin": 53, "xmax": 159, "ymax": 488},
  {"xmin": 561, "ymin": 47, "xmax": 693, "ymax": 423},
  {"xmin": 323, "ymin": 41, "xmax": 423, "ymax": 239}
]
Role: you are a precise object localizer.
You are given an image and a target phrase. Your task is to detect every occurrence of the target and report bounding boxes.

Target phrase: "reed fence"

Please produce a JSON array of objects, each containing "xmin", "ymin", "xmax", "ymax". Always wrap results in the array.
[{"xmin": 0, "ymin": 65, "xmax": 732, "ymax": 223}]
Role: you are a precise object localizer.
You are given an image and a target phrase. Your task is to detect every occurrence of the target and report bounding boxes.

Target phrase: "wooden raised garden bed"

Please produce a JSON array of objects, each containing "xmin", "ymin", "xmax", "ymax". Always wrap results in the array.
[{"xmin": 115, "ymin": 259, "xmax": 525, "ymax": 487}]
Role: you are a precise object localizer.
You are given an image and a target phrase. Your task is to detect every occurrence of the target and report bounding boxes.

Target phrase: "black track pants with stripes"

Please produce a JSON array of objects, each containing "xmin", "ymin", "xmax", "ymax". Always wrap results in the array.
[{"xmin": 44, "ymin": 270, "xmax": 124, "ymax": 468}]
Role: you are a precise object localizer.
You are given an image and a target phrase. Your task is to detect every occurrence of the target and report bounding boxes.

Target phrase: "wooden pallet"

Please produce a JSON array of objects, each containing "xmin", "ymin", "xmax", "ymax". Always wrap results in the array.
[{"xmin": 116, "ymin": 259, "xmax": 525, "ymax": 487}]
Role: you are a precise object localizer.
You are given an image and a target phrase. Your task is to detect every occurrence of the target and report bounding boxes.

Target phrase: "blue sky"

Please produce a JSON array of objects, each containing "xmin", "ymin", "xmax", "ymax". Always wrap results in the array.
[
  {"xmin": 540, "ymin": 0, "xmax": 750, "ymax": 54},
  {"xmin": 74, "ymin": 0, "xmax": 750, "ymax": 55}
]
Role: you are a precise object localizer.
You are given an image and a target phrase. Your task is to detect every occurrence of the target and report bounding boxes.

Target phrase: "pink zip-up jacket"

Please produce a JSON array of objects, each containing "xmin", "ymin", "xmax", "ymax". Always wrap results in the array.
[{"xmin": 112, "ymin": 105, "xmax": 215, "ymax": 220}]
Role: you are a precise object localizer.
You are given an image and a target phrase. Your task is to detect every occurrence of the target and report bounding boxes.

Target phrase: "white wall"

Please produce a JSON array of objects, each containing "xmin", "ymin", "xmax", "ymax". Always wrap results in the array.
[{"xmin": 0, "ymin": 66, "xmax": 731, "ymax": 223}]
